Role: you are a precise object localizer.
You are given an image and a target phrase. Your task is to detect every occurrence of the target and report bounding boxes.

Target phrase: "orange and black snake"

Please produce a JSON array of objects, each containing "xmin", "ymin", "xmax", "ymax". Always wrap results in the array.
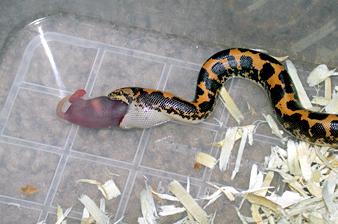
[{"xmin": 57, "ymin": 48, "xmax": 338, "ymax": 147}]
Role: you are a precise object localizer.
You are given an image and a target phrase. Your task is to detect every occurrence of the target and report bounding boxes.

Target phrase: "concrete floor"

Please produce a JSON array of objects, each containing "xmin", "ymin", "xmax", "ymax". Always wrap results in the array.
[{"xmin": 0, "ymin": 1, "xmax": 337, "ymax": 223}]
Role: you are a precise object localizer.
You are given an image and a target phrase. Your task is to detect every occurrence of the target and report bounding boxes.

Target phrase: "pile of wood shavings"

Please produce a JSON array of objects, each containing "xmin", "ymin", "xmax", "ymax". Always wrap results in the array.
[
  {"xmin": 159, "ymin": 57, "xmax": 337, "ymax": 223},
  {"xmin": 145, "ymin": 134, "xmax": 337, "ymax": 223},
  {"xmin": 37, "ymin": 178, "xmax": 122, "ymax": 224}
]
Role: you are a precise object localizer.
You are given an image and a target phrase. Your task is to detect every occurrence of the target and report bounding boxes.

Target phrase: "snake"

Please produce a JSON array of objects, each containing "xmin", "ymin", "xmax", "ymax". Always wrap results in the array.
[{"xmin": 56, "ymin": 48, "xmax": 338, "ymax": 147}]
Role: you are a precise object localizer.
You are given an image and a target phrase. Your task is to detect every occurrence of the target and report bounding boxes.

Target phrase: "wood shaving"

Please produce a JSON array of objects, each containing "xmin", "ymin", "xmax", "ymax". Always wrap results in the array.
[
  {"xmin": 324, "ymin": 93, "xmax": 338, "ymax": 113},
  {"xmin": 311, "ymin": 96, "xmax": 330, "ymax": 106},
  {"xmin": 169, "ymin": 180, "xmax": 209, "ymax": 224},
  {"xmin": 216, "ymin": 125, "xmax": 255, "ymax": 177},
  {"xmin": 249, "ymin": 164, "xmax": 264, "ymax": 190},
  {"xmin": 56, "ymin": 205, "xmax": 72, "ymax": 224},
  {"xmin": 77, "ymin": 179, "xmax": 121, "ymax": 200},
  {"xmin": 78, "ymin": 195, "xmax": 110, "ymax": 224},
  {"xmin": 152, "ymin": 190, "xmax": 179, "ymax": 202},
  {"xmin": 218, "ymin": 126, "xmax": 239, "ymax": 171},
  {"xmin": 98, "ymin": 180, "xmax": 121, "ymax": 200},
  {"xmin": 219, "ymin": 87, "xmax": 244, "ymax": 124},
  {"xmin": 206, "ymin": 183, "xmax": 239, "ymax": 202},
  {"xmin": 231, "ymin": 125, "xmax": 255, "ymax": 179},
  {"xmin": 263, "ymin": 113, "xmax": 284, "ymax": 138},
  {"xmin": 159, "ymin": 205, "xmax": 186, "ymax": 216},
  {"xmin": 286, "ymin": 60, "xmax": 313, "ymax": 109},
  {"xmin": 195, "ymin": 152, "xmax": 217, "ymax": 169},
  {"xmin": 244, "ymin": 193, "xmax": 283, "ymax": 215},
  {"xmin": 324, "ymin": 78, "xmax": 332, "ymax": 99},
  {"xmin": 307, "ymin": 64, "xmax": 338, "ymax": 87},
  {"xmin": 139, "ymin": 183, "xmax": 158, "ymax": 224}
]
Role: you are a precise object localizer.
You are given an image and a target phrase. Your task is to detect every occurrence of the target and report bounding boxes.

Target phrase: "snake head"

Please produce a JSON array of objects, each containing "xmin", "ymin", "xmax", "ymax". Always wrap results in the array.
[{"xmin": 56, "ymin": 89, "xmax": 128, "ymax": 128}]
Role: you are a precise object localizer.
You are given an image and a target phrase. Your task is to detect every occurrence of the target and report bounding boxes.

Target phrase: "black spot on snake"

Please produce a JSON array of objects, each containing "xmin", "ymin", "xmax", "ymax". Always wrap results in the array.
[
  {"xmin": 245, "ymin": 69, "xmax": 259, "ymax": 83},
  {"xmin": 259, "ymin": 52, "xmax": 281, "ymax": 64},
  {"xmin": 278, "ymin": 71, "xmax": 294, "ymax": 94},
  {"xmin": 269, "ymin": 84, "xmax": 285, "ymax": 106},
  {"xmin": 227, "ymin": 55, "xmax": 237, "ymax": 68},
  {"xmin": 259, "ymin": 63, "xmax": 275, "ymax": 83},
  {"xmin": 240, "ymin": 55, "xmax": 253, "ymax": 68},
  {"xmin": 237, "ymin": 48, "xmax": 251, "ymax": 53},
  {"xmin": 308, "ymin": 113, "xmax": 329, "ymax": 120},
  {"xmin": 198, "ymin": 98, "xmax": 215, "ymax": 113},
  {"xmin": 330, "ymin": 121, "xmax": 338, "ymax": 137},
  {"xmin": 199, "ymin": 67, "xmax": 208, "ymax": 76},
  {"xmin": 204, "ymin": 77, "xmax": 222, "ymax": 91},
  {"xmin": 310, "ymin": 123, "xmax": 326, "ymax": 138},
  {"xmin": 274, "ymin": 106, "xmax": 282, "ymax": 117},
  {"xmin": 212, "ymin": 62, "xmax": 226, "ymax": 76},
  {"xmin": 195, "ymin": 85, "xmax": 204, "ymax": 97},
  {"xmin": 286, "ymin": 113, "xmax": 311, "ymax": 134},
  {"xmin": 286, "ymin": 100, "xmax": 300, "ymax": 111}
]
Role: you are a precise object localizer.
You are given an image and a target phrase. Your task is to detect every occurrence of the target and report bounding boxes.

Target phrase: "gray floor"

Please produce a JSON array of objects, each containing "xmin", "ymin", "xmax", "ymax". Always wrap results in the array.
[
  {"xmin": 1, "ymin": 0, "xmax": 338, "ymax": 66},
  {"xmin": 0, "ymin": 1, "xmax": 337, "ymax": 223}
]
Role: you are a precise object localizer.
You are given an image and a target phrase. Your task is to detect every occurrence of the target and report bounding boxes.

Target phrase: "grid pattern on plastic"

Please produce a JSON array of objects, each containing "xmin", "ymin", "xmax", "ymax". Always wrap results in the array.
[{"xmin": 0, "ymin": 32, "xmax": 282, "ymax": 223}]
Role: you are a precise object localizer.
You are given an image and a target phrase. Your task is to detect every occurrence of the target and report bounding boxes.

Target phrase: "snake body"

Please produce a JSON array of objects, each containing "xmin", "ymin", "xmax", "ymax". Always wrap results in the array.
[{"xmin": 107, "ymin": 48, "xmax": 338, "ymax": 147}]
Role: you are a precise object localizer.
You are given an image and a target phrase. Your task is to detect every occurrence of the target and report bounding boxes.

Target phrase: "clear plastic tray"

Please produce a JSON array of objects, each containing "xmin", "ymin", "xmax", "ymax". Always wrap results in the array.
[{"xmin": 0, "ymin": 15, "xmax": 326, "ymax": 223}]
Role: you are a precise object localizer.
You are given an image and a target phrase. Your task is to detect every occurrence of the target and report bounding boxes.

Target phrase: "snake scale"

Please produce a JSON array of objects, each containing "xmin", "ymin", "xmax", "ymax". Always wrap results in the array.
[{"xmin": 57, "ymin": 48, "xmax": 338, "ymax": 147}]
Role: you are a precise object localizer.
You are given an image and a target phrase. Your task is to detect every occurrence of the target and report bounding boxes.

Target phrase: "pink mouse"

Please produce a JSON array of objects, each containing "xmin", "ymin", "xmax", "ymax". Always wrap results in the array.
[{"xmin": 56, "ymin": 89, "xmax": 128, "ymax": 128}]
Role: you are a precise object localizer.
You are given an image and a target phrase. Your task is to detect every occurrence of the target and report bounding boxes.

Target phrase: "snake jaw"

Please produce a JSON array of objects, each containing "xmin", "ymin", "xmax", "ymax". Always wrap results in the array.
[{"xmin": 56, "ymin": 89, "xmax": 128, "ymax": 128}]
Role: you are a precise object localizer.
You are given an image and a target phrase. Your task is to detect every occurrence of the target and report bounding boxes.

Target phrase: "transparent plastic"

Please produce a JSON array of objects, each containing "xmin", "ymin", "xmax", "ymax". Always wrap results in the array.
[{"xmin": 0, "ymin": 14, "xmax": 334, "ymax": 223}]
